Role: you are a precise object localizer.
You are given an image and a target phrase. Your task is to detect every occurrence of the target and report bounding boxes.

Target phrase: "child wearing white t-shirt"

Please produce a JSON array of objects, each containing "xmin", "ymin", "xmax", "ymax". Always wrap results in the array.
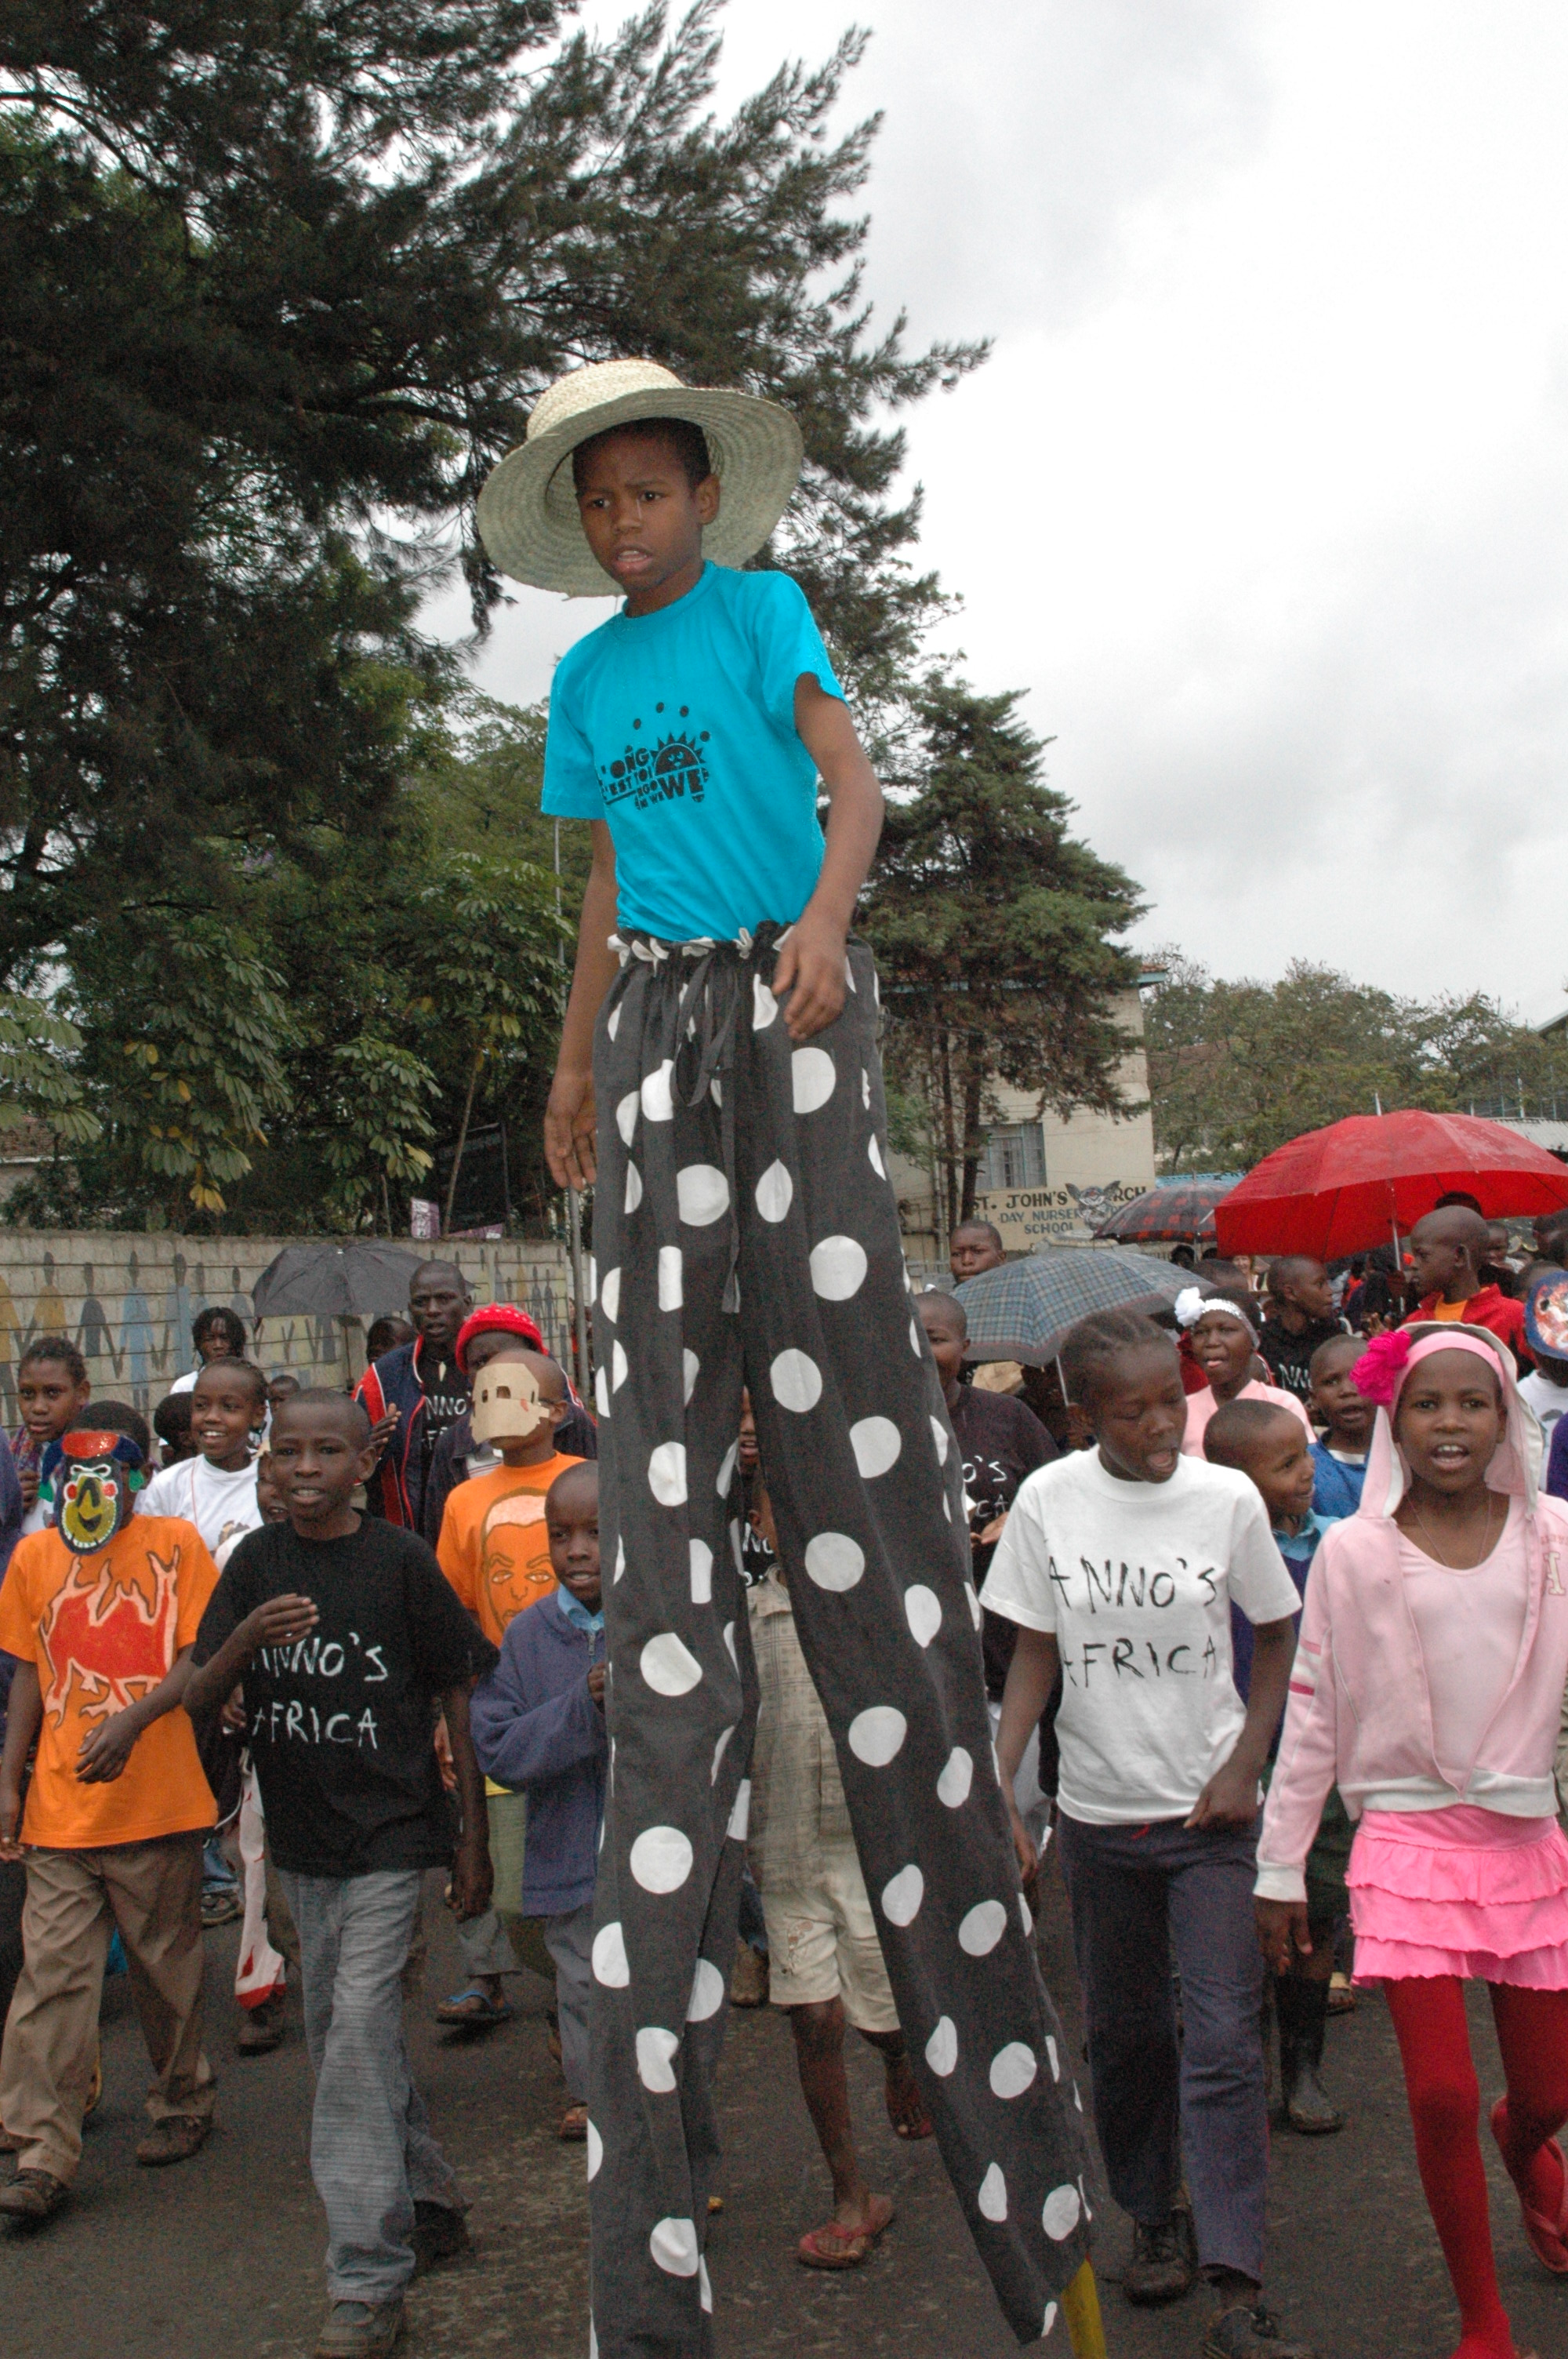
[{"xmin": 983, "ymin": 1310, "xmax": 1312, "ymax": 2359}]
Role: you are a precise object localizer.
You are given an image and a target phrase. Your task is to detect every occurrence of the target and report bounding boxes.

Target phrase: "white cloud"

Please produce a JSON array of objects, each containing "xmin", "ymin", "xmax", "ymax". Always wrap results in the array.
[{"xmin": 436, "ymin": 1, "xmax": 1568, "ymax": 1017}]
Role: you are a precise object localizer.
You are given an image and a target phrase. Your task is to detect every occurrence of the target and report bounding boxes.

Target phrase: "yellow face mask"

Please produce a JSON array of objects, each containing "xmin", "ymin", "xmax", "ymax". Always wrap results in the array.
[
  {"xmin": 54, "ymin": 1430, "xmax": 144, "ymax": 1555},
  {"xmin": 470, "ymin": 1357, "xmax": 552, "ymax": 1447}
]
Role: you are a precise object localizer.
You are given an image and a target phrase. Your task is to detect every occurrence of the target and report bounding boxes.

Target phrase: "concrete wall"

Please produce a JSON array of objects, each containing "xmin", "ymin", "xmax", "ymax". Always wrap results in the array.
[{"xmin": 0, "ymin": 1233, "xmax": 577, "ymax": 1421}]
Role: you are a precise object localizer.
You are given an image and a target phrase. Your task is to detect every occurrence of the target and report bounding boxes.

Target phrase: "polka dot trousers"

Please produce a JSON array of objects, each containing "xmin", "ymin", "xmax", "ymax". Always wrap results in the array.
[{"xmin": 586, "ymin": 928, "xmax": 1090, "ymax": 2355}]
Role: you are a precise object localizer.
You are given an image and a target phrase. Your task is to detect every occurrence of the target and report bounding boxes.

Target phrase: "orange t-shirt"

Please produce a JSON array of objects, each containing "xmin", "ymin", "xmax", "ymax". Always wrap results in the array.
[
  {"xmin": 435, "ymin": 1453, "xmax": 584, "ymax": 1648},
  {"xmin": 0, "ymin": 1516, "xmax": 220, "ymax": 1848}
]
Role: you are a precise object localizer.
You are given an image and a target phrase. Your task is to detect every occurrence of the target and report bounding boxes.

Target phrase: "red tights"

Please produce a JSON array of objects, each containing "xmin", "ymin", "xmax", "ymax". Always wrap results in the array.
[{"xmin": 1385, "ymin": 1977, "xmax": 1568, "ymax": 2359}]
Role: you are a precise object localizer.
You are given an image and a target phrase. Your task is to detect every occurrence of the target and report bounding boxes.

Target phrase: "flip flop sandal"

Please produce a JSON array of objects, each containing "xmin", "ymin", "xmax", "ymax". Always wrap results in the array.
[
  {"xmin": 435, "ymin": 1987, "xmax": 514, "ymax": 2029},
  {"xmin": 1327, "ymin": 1973, "xmax": 1356, "ymax": 2016},
  {"xmin": 1491, "ymin": 2099, "xmax": 1568, "ymax": 2274},
  {"xmin": 797, "ymin": 2194, "xmax": 893, "ymax": 2270}
]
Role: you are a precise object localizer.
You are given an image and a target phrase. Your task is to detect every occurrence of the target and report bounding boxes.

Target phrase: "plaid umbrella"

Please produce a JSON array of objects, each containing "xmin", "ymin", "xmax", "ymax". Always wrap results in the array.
[
  {"xmin": 952, "ymin": 1246, "xmax": 1214, "ymax": 1367},
  {"xmin": 1093, "ymin": 1182, "xmax": 1232, "ymax": 1245}
]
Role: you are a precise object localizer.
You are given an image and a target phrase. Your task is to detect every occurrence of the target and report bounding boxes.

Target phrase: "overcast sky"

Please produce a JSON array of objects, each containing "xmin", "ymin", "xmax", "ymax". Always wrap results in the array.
[{"xmin": 434, "ymin": 2, "xmax": 1568, "ymax": 1020}]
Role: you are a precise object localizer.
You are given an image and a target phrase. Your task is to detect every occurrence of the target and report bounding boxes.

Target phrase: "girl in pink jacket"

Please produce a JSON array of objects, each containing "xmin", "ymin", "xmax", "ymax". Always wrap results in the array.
[{"xmin": 1257, "ymin": 1323, "xmax": 1568, "ymax": 2359}]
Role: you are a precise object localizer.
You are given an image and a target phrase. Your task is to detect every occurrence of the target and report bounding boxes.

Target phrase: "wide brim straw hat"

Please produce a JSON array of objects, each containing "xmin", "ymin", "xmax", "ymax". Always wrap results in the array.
[{"xmin": 477, "ymin": 358, "xmax": 804, "ymax": 598}]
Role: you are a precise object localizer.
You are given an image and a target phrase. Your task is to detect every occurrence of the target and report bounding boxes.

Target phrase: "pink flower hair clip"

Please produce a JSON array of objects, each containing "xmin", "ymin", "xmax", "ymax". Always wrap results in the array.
[{"xmin": 1352, "ymin": 1328, "xmax": 1411, "ymax": 1405}]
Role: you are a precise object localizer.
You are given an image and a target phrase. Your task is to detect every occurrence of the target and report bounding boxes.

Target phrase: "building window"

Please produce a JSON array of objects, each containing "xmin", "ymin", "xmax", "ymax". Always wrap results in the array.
[{"xmin": 980, "ymin": 1124, "xmax": 1045, "ymax": 1191}]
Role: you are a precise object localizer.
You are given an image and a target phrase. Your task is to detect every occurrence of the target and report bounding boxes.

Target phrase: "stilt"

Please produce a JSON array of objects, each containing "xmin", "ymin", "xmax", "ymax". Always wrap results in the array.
[{"xmin": 1062, "ymin": 2258, "xmax": 1108, "ymax": 2357}]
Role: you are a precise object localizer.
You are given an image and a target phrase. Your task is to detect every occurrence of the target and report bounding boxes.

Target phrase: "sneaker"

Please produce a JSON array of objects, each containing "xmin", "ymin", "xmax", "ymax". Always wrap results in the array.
[
  {"xmin": 1203, "ymin": 2301, "xmax": 1319, "ymax": 2357},
  {"xmin": 314, "ymin": 2299, "xmax": 406, "ymax": 2358},
  {"xmin": 236, "ymin": 1996, "xmax": 286, "ymax": 2055},
  {"xmin": 412, "ymin": 2198, "xmax": 470, "ymax": 2270},
  {"xmin": 201, "ymin": 1885, "xmax": 243, "ymax": 1928},
  {"xmin": 0, "ymin": 2168, "xmax": 70, "ymax": 2221},
  {"xmin": 1124, "ymin": 2208, "xmax": 1197, "ymax": 2306}
]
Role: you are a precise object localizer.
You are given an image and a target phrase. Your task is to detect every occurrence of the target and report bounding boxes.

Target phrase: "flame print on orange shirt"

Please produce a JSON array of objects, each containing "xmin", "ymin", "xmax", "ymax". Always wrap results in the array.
[{"xmin": 38, "ymin": 1542, "xmax": 182, "ymax": 1731}]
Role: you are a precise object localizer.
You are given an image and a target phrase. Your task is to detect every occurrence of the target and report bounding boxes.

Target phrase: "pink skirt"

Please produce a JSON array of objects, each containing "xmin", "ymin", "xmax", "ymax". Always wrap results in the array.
[{"xmin": 1348, "ymin": 1805, "xmax": 1568, "ymax": 1988}]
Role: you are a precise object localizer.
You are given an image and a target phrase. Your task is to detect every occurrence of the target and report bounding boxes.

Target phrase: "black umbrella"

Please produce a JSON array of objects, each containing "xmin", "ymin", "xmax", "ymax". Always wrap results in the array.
[{"xmin": 251, "ymin": 1243, "xmax": 427, "ymax": 1323}]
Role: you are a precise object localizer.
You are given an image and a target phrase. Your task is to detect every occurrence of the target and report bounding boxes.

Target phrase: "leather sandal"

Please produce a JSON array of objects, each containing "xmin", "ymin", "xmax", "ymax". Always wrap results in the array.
[
  {"xmin": 0, "ymin": 2169, "xmax": 70, "ymax": 2221},
  {"xmin": 136, "ymin": 2114, "xmax": 209, "ymax": 2167},
  {"xmin": 797, "ymin": 2193, "xmax": 893, "ymax": 2270},
  {"xmin": 1490, "ymin": 2098, "xmax": 1568, "ymax": 2274}
]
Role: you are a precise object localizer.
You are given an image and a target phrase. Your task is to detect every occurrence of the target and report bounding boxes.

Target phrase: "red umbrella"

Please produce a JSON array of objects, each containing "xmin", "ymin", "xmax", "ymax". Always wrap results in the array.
[{"xmin": 1213, "ymin": 1111, "xmax": 1568, "ymax": 1261}]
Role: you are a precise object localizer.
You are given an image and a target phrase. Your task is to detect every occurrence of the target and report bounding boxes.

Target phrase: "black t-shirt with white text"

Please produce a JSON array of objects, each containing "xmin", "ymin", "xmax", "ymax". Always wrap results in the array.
[
  {"xmin": 949, "ymin": 1385, "xmax": 1058, "ymax": 1699},
  {"xmin": 194, "ymin": 1518, "xmax": 495, "ymax": 1877}
]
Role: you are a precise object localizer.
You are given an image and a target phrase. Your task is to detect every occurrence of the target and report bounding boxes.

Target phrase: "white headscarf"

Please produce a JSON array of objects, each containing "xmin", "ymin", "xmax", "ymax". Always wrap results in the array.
[{"xmin": 1174, "ymin": 1285, "xmax": 1257, "ymax": 1338}]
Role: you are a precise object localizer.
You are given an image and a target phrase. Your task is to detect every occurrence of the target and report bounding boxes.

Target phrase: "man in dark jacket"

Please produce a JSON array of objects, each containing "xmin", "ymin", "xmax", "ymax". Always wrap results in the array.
[{"xmin": 355, "ymin": 1262, "xmax": 473, "ymax": 1529}]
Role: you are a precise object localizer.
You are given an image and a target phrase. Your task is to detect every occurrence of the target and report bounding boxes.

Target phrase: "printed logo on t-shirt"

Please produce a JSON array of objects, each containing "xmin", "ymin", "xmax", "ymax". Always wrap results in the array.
[
  {"xmin": 601, "ymin": 703, "xmax": 712, "ymax": 812},
  {"xmin": 1050, "ymin": 1552, "xmax": 1225, "ymax": 1686},
  {"xmin": 250, "ymin": 1630, "xmax": 389, "ymax": 1750}
]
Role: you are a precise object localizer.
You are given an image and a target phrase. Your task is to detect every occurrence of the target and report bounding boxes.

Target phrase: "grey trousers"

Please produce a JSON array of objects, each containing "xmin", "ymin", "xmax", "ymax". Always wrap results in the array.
[
  {"xmin": 1055, "ymin": 1812, "xmax": 1269, "ymax": 2283},
  {"xmin": 281, "ymin": 1868, "xmax": 464, "ymax": 2303},
  {"xmin": 545, "ymin": 1900, "xmax": 594, "ymax": 2103},
  {"xmin": 588, "ymin": 929, "xmax": 1088, "ymax": 2356}
]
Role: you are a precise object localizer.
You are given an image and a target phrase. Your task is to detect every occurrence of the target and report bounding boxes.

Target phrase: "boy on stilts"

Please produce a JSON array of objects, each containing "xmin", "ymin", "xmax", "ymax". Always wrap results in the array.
[{"xmin": 477, "ymin": 361, "xmax": 1094, "ymax": 2354}]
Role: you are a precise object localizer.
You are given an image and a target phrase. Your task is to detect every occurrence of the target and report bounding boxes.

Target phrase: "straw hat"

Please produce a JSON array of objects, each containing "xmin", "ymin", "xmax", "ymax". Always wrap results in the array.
[{"xmin": 477, "ymin": 359, "xmax": 804, "ymax": 598}]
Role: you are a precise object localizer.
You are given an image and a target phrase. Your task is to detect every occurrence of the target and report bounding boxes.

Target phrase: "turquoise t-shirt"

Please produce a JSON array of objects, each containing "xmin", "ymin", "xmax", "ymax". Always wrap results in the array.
[{"xmin": 540, "ymin": 562, "xmax": 845, "ymax": 942}]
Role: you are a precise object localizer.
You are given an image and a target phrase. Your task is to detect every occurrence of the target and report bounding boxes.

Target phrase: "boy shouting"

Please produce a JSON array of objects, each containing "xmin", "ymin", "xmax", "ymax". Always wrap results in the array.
[
  {"xmin": 478, "ymin": 362, "xmax": 1087, "ymax": 2354},
  {"xmin": 186, "ymin": 1392, "xmax": 494, "ymax": 2359}
]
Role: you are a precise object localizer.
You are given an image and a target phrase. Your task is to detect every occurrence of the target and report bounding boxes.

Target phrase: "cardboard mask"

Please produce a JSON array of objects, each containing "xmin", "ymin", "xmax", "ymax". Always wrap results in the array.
[
  {"xmin": 470, "ymin": 1358, "xmax": 551, "ymax": 1446},
  {"xmin": 49, "ymin": 1428, "xmax": 147, "ymax": 1556}
]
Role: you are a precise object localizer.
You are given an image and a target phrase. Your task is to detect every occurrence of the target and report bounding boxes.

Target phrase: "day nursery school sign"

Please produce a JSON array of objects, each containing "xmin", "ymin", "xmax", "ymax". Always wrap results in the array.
[{"xmin": 972, "ymin": 1178, "xmax": 1147, "ymax": 1250}]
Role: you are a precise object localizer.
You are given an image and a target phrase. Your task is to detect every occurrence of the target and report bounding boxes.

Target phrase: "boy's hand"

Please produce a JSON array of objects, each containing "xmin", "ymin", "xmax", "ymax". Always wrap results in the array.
[
  {"xmin": 1005, "ymin": 1796, "xmax": 1038, "ymax": 1889},
  {"xmin": 448, "ymin": 1831, "xmax": 493, "ymax": 1921},
  {"xmin": 1186, "ymin": 1757, "xmax": 1261, "ymax": 1830},
  {"xmin": 0, "ymin": 1776, "xmax": 24, "ymax": 1861},
  {"xmin": 77, "ymin": 1706, "xmax": 145, "ymax": 1784},
  {"xmin": 546, "ymin": 1064, "xmax": 597, "ymax": 1190},
  {"xmin": 220, "ymin": 1683, "xmax": 248, "ymax": 1735},
  {"xmin": 1256, "ymin": 1897, "xmax": 1313, "ymax": 1975},
  {"xmin": 17, "ymin": 1467, "xmax": 38, "ymax": 1511},
  {"xmin": 433, "ymin": 1714, "xmax": 457, "ymax": 1793},
  {"xmin": 240, "ymin": 1594, "xmax": 319, "ymax": 1652},
  {"xmin": 771, "ymin": 911, "xmax": 848, "ymax": 1041},
  {"xmin": 587, "ymin": 1662, "xmax": 607, "ymax": 1707},
  {"xmin": 366, "ymin": 1405, "xmax": 398, "ymax": 1459}
]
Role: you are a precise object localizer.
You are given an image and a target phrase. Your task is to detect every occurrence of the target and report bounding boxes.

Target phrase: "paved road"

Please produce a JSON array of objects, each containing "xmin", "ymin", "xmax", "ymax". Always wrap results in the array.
[{"xmin": 3, "ymin": 1852, "xmax": 1566, "ymax": 2359}]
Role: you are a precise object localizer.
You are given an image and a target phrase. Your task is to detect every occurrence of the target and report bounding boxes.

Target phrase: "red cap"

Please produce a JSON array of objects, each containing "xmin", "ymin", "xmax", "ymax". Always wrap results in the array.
[{"xmin": 454, "ymin": 1303, "xmax": 546, "ymax": 1376}]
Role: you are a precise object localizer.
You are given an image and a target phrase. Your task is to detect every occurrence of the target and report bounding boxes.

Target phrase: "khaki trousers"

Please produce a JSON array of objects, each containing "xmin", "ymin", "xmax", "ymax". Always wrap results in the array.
[{"xmin": 0, "ymin": 1832, "xmax": 215, "ymax": 2183}]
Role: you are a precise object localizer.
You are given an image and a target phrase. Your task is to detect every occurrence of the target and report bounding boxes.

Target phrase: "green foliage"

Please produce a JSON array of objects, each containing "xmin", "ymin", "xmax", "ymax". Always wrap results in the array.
[
  {"xmin": 0, "ymin": 992, "xmax": 99, "ymax": 1143},
  {"xmin": 864, "ymin": 684, "xmax": 1145, "ymax": 1231},
  {"xmin": 1144, "ymin": 951, "xmax": 1568, "ymax": 1172}
]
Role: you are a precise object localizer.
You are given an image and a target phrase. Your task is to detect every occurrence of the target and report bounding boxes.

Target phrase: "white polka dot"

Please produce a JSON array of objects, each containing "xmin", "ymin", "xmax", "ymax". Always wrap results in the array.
[
  {"xmin": 641, "ymin": 1060, "xmax": 675, "ymax": 1121},
  {"xmin": 930, "ymin": 1416, "xmax": 950, "ymax": 1465},
  {"xmin": 989, "ymin": 2043, "xmax": 1037, "ymax": 2099},
  {"xmin": 925, "ymin": 2016, "xmax": 957, "ymax": 2075},
  {"xmin": 1042, "ymin": 2184, "xmax": 1081, "ymax": 2241},
  {"xmin": 909, "ymin": 1315, "xmax": 922, "ymax": 1354},
  {"xmin": 966, "ymin": 1583, "xmax": 982, "ymax": 1630},
  {"xmin": 699, "ymin": 2256, "xmax": 713, "ymax": 2314},
  {"xmin": 1042, "ymin": 2303, "xmax": 1058, "ymax": 2339},
  {"xmin": 624, "ymin": 1161, "xmax": 643, "ymax": 1213},
  {"xmin": 869, "ymin": 1134, "xmax": 885, "ymax": 1178},
  {"xmin": 728, "ymin": 1779, "xmax": 751, "ymax": 1841},
  {"xmin": 689, "ymin": 1539, "xmax": 713, "ymax": 1605},
  {"xmin": 657, "ymin": 1246, "xmax": 683, "ymax": 1310},
  {"xmin": 711, "ymin": 1724, "xmax": 734, "ymax": 1783},
  {"xmin": 616, "ymin": 1091, "xmax": 639, "ymax": 1146},
  {"xmin": 614, "ymin": 1536, "xmax": 626, "ymax": 1584},
  {"xmin": 937, "ymin": 1746, "xmax": 974, "ymax": 1808},
  {"xmin": 601, "ymin": 1267, "xmax": 621, "ymax": 1321},
  {"xmin": 1080, "ymin": 2176, "xmax": 1093, "ymax": 2222},
  {"xmin": 586, "ymin": 2118, "xmax": 603, "ymax": 2179},
  {"xmin": 648, "ymin": 1442, "xmax": 688, "ymax": 1506},
  {"xmin": 649, "ymin": 2216, "xmax": 699, "ymax": 2277},
  {"xmin": 804, "ymin": 1532, "xmax": 864, "ymax": 1590},
  {"xmin": 637, "ymin": 2026, "xmax": 680, "ymax": 2092},
  {"xmin": 903, "ymin": 1583, "xmax": 942, "ymax": 1645},
  {"xmin": 630, "ymin": 1827, "xmax": 694, "ymax": 1895},
  {"xmin": 677, "ymin": 1163, "xmax": 729, "ymax": 1226},
  {"xmin": 881, "ymin": 1864, "xmax": 924, "ymax": 1925},
  {"xmin": 728, "ymin": 1519, "xmax": 744, "ymax": 1572},
  {"xmin": 862, "ymin": 1067, "xmax": 870, "ymax": 1103},
  {"xmin": 592, "ymin": 1922, "xmax": 629, "ymax": 1986},
  {"xmin": 590, "ymin": 2318, "xmax": 599, "ymax": 2359},
  {"xmin": 683, "ymin": 1348, "xmax": 699, "ymax": 1405},
  {"xmin": 688, "ymin": 1959, "xmax": 726, "ymax": 2023},
  {"xmin": 723, "ymin": 1619, "xmax": 737, "ymax": 1670},
  {"xmin": 752, "ymin": 973, "xmax": 779, "ymax": 1029},
  {"xmin": 1046, "ymin": 2034, "xmax": 1059, "ymax": 2081},
  {"xmin": 755, "ymin": 1158, "xmax": 793, "ymax": 1222},
  {"xmin": 851, "ymin": 1416, "xmax": 902, "ymax": 1479},
  {"xmin": 845, "ymin": 957, "xmax": 857, "ymax": 993},
  {"xmin": 848, "ymin": 1706, "xmax": 907, "ymax": 1766},
  {"xmin": 959, "ymin": 1899, "xmax": 1007, "ymax": 1957},
  {"xmin": 612, "ymin": 1339, "xmax": 629, "ymax": 1390},
  {"xmin": 809, "ymin": 1235, "xmax": 868, "ymax": 1299},
  {"xmin": 641, "ymin": 1633, "xmax": 703, "ymax": 1696},
  {"xmin": 771, "ymin": 1348, "xmax": 822, "ymax": 1412},
  {"xmin": 942, "ymin": 1494, "xmax": 952, "ymax": 1522},
  {"xmin": 791, "ymin": 1045, "xmax": 837, "ymax": 1113},
  {"xmin": 978, "ymin": 2164, "xmax": 1007, "ymax": 2222},
  {"xmin": 716, "ymin": 1440, "xmax": 739, "ymax": 1497},
  {"xmin": 595, "ymin": 1368, "xmax": 611, "ymax": 1419},
  {"xmin": 1019, "ymin": 1894, "xmax": 1034, "ymax": 1937},
  {"xmin": 1074, "ymin": 2084, "xmax": 1083, "ymax": 2112}
]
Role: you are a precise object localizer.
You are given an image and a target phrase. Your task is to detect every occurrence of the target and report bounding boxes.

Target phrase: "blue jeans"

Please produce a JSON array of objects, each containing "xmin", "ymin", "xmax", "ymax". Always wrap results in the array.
[
  {"xmin": 1056, "ymin": 1812, "xmax": 1268, "ymax": 2283},
  {"xmin": 280, "ymin": 1868, "xmax": 463, "ymax": 2303}
]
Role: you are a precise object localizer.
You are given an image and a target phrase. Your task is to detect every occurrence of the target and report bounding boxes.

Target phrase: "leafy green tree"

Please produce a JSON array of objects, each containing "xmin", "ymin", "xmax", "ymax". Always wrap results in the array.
[{"xmin": 864, "ymin": 684, "xmax": 1145, "ymax": 1232}]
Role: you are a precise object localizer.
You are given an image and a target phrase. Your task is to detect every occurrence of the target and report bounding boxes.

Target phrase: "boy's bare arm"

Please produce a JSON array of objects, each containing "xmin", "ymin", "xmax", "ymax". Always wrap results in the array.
[
  {"xmin": 545, "ymin": 820, "xmax": 620, "ymax": 1190},
  {"xmin": 994, "ymin": 1624, "xmax": 1060, "ymax": 1881},
  {"xmin": 774, "ymin": 679, "xmax": 884, "ymax": 1042},
  {"xmin": 0, "ymin": 1659, "xmax": 42, "ymax": 1859},
  {"xmin": 441, "ymin": 1682, "xmax": 494, "ymax": 1921},
  {"xmin": 183, "ymin": 1592, "xmax": 320, "ymax": 1719},
  {"xmin": 1189, "ymin": 1615, "xmax": 1297, "ymax": 1830}
]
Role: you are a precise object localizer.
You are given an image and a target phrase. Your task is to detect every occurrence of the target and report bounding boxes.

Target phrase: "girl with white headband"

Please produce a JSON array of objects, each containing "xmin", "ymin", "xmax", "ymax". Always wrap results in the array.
[
  {"xmin": 1258, "ymin": 1325, "xmax": 1568, "ymax": 2359},
  {"xmin": 1176, "ymin": 1288, "xmax": 1312, "ymax": 1460}
]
